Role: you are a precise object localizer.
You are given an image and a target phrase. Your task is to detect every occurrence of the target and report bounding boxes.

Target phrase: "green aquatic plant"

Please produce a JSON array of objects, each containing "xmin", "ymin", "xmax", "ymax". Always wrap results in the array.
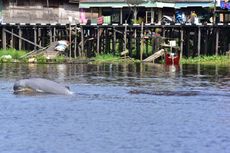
[
  {"xmin": 0, "ymin": 48, "xmax": 27, "ymax": 59},
  {"xmin": 54, "ymin": 55, "xmax": 66, "ymax": 63},
  {"xmin": 94, "ymin": 54, "xmax": 121, "ymax": 62},
  {"xmin": 36, "ymin": 55, "xmax": 47, "ymax": 64},
  {"xmin": 181, "ymin": 55, "xmax": 230, "ymax": 65},
  {"xmin": 93, "ymin": 53, "xmax": 138, "ymax": 63}
]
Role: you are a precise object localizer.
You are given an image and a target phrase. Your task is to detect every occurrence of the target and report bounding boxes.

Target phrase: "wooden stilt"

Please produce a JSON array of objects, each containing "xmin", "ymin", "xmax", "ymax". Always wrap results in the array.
[
  {"xmin": 10, "ymin": 28, "xmax": 14, "ymax": 48},
  {"xmin": 112, "ymin": 27, "xmax": 116, "ymax": 55},
  {"xmin": 140, "ymin": 22, "xmax": 144, "ymax": 61},
  {"xmin": 2, "ymin": 27, "xmax": 6, "ymax": 49},
  {"xmin": 128, "ymin": 29, "xmax": 132, "ymax": 57},
  {"xmin": 180, "ymin": 29, "xmax": 184, "ymax": 58},
  {"xmin": 124, "ymin": 21, "xmax": 127, "ymax": 52},
  {"xmin": 81, "ymin": 27, "xmax": 84, "ymax": 56},
  {"xmin": 69, "ymin": 24, "xmax": 72, "ymax": 58},
  {"xmin": 49, "ymin": 27, "xmax": 52, "ymax": 44},
  {"xmin": 204, "ymin": 29, "xmax": 208, "ymax": 55},
  {"xmin": 97, "ymin": 27, "xmax": 100, "ymax": 54},
  {"xmin": 53, "ymin": 27, "xmax": 56, "ymax": 42},
  {"xmin": 216, "ymin": 28, "xmax": 219, "ymax": 55},
  {"xmin": 34, "ymin": 27, "xmax": 37, "ymax": 51},
  {"xmin": 38, "ymin": 28, "xmax": 41, "ymax": 47},
  {"xmin": 18, "ymin": 26, "xmax": 22, "ymax": 50},
  {"xmin": 197, "ymin": 27, "xmax": 201, "ymax": 57},
  {"xmin": 74, "ymin": 24, "xmax": 77, "ymax": 58}
]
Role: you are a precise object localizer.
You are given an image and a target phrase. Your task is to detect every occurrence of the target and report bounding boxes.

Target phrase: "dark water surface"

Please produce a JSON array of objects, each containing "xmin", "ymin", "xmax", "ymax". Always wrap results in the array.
[{"xmin": 0, "ymin": 63, "xmax": 230, "ymax": 153}]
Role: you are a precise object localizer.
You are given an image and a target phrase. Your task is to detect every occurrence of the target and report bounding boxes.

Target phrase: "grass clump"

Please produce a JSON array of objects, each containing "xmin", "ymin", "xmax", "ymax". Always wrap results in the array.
[
  {"xmin": 94, "ymin": 54, "xmax": 121, "ymax": 62},
  {"xmin": 181, "ymin": 55, "xmax": 230, "ymax": 65},
  {"xmin": 54, "ymin": 55, "xmax": 66, "ymax": 63},
  {"xmin": 0, "ymin": 48, "xmax": 27, "ymax": 59},
  {"xmin": 0, "ymin": 48, "xmax": 27, "ymax": 62}
]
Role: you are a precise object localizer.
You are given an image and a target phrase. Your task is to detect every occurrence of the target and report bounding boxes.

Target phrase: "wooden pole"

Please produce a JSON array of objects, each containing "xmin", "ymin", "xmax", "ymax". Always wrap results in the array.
[
  {"xmin": 49, "ymin": 27, "xmax": 52, "ymax": 44},
  {"xmin": 10, "ymin": 28, "xmax": 14, "ymax": 48},
  {"xmin": 197, "ymin": 27, "xmax": 201, "ymax": 57},
  {"xmin": 34, "ymin": 27, "xmax": 37, "ymax": 51},
  {"xmin": 53, "ymin": 27, "xmax": 56, "ymax": 42},
  {"xmin": 38, "ymin": 28, "xmax": 42, "ymax": 47},
  {"xmin": 113, "ymin": 27, "xmax": 116, "ymax": 55},
  {"xmin": 81, "ymin": 26, "xmax": 84, "ymax": 56},
  {"xmin": 151, "ymin": 8, "xmax": 154, "ymax": 24},
  {"xmin": 180, "ymin": 29, "xmax": 184, "ymax": 58},
  {"xmin": 140, "ymin": 22, "xmax": 144, "ymax": 61},
  {"xmin": 124, "ymin": 20, "xmax": 127, "ymax": 52},
  {"xmin": 120, "ymin": 8, "xmax": 123, "ymax": 24},
  {"xmin": 69, "ymin": 23, "xmax": 72, "ymax": 58},
  {"xmin": 18, "ymin": 26, "xmax": 22, "ymax": 50},
  {"xmin": 2, "ymin": 27, "xmax": 6, "ymax": 49},
  {"xmin": 215, "ymin": 28, "xmax": 219, "ymax": 55},
  {"xmin": 97, "ymin": 27, "xmax": 100, "ymax": 54},
  {"xmin": 74, "ymin": 24, "xmax": 77, "ymax": 58}
]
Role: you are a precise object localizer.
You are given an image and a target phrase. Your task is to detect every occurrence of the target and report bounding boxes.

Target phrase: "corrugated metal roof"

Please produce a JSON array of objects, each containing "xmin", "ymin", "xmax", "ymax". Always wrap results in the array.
[
  {"xmin": 80, "ymin": 0, "xmax": 212, "ymax": 2},
  {"xmin": 175, "ymin": 2, "xmax": 213, "ymax": 8},
  {"xmin": 79, "ymin": 0, "xmax": 214, "ymax": 8}
]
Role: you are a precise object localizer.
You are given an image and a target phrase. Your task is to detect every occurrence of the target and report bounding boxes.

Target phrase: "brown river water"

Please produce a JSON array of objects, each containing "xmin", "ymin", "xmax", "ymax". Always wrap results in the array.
[{"xmin": 0, "ymin": 63, "xmax": 230, "ymax": 153}]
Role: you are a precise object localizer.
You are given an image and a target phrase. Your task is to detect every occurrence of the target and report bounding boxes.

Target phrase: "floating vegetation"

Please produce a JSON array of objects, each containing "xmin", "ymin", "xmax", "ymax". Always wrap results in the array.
[{"xmin": 181, "ymin": 55, "xmax": 230, "ymax": 65}]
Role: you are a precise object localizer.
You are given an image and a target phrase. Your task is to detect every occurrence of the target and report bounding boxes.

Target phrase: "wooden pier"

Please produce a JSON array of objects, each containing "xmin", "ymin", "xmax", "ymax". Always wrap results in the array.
[{"xmin": 0, "ymin": 22, "xmax": 230, "ymax": 60}]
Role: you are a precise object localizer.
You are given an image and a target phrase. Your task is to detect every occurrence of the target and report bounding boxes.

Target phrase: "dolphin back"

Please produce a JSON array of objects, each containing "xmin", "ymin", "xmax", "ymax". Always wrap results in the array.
[{"xmin": 14, "ymin": 78, "xmax": 73, "ymax": 95}]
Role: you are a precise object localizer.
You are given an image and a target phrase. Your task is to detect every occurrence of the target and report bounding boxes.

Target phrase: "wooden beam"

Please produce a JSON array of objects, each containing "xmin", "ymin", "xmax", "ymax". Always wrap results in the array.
[{"xmin": 4, "ymin": 28, "xmax": 43, "ymax": 49}]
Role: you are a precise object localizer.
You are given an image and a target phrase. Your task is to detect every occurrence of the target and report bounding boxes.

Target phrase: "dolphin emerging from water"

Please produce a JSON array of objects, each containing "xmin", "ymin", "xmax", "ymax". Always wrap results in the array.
[{"xmin": 13, "ymin": 78, "xmax": 73, "ymax": 95}]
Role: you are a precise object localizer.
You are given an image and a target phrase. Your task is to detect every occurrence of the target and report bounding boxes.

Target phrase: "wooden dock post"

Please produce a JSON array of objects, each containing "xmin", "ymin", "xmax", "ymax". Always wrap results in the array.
[
  {"xmin": 197, "ymin": 27, "xmax": 201, "ymax": 57},
  {"xmin": 69, "ymin": 23, "xmax": 72, "ymax": 58},
  {"xmin": 180, "ymin": 28, "xmax": 184, "ymax": 58},
  {"xmin": 140, "ymin": 22, "xmax": 144, "ymax": 61},
  {"xmin": 81, "ymin": 26, "xmax": 84, "ymax": 56},
  {"xmin": 50, "ymin": 27, "xmax": 53, "ymax": 45},
  {"xmin": 97, "ymin": 26, "xmax": 100, "ymax": 54},
  {"xmin": 136, "ymin": 29, "xmax": 141, "ymax": 59},
  {"xmin": 128, "ymin": 29, "xmax": 132, "ymax": 57},
  {"xmin": 112, "ymin": 26, "xmax": 116, "ymax": 55},
  {"xmin": 34, "ymin": 26, "xmax": 37, "ymax": 51},
  {"xmin": 2, "ymin": 26, "xmax": 6, "ymax": 49},
  {"xmin": 215, "ymin": 28, "xmax": 219, "ymax": 55},
  {"xmin": 124, "ymin": 21, "xmax": 127, "ymax": 52},
  {"xmin": 38, "ymin": 27, "xmax": 42, "ymax": 47},
  {"xmin": 53, "ymin": 27, "xmax": 56, "ymax": 42},
  {"xmin": 18, "ymin": 26, "xmax": 22, "ymax": 50},
  {"xmin": 74, "ymin": 24, "xmax": 77, "ymax": 58},
  {"xmin": 10, "ymin": 28, "xmax": 14, "ymax": 48}
]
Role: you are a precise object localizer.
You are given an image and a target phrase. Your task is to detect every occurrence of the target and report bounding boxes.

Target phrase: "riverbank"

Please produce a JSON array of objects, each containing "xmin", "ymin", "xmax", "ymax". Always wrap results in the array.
[{"xmin": 0, "ymin": 49, "xmax": 229, "ymax": 65}]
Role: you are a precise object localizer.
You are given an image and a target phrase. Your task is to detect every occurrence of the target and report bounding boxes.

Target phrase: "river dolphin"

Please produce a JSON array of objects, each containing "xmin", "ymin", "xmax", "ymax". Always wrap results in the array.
[{"xmin": 13, "ymin": 78, "xmax": 73, "ymax": 95}]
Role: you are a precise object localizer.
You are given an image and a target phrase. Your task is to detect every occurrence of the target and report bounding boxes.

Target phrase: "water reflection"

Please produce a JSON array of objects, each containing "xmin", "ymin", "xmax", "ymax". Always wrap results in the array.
[{"xmin": 0, "ymin": 63, "xmax": 229, "ymax": 85}]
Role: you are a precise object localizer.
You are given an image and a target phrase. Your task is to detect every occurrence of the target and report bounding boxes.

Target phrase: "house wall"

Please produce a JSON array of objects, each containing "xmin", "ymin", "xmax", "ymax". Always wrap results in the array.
[{"xmin": 2, "ymin": 0, "xmax": 80, "ymax": 23}]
